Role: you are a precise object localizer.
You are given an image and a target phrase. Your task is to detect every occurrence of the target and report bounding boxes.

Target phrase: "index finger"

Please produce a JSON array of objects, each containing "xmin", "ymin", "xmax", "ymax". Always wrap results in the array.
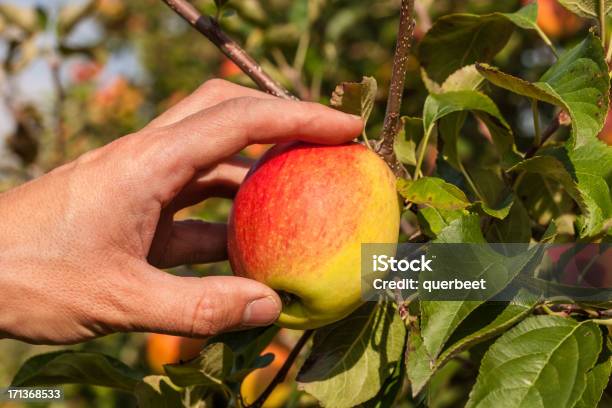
[
  {"xmin": 138, "ymin": 97, "xmax": 363, "ymax": 201},
  {"xmin": 145, "ymin": 79, "xmax": 277, "ymax": 129}
]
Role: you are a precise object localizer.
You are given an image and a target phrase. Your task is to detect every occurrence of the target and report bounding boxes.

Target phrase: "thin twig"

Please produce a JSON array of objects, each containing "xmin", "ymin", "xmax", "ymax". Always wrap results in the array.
[
  {"xmin": 548, "ymin": 303, "xmax": 599, "ymax": 318},
  {"xmin": 599, "ymin": 309, "xmax": 612, "ymax": 317},
  {"xmin": 532, "ymin": 99, "xmax": 541, "ymax": 147},
  {"xmin": 161, "ymin": 0, "xmax": 295, "ymax": 100},
  {"xmin": 524, "ymin": 112, "xmax": 561, "ymax": 159},
  {"xmin": 377, "ymin": 0, "xmax": 415, "ymax": 177},
  {"xmin": 245, "ymin": 330, "xmax": 314, "ymax": 408}
]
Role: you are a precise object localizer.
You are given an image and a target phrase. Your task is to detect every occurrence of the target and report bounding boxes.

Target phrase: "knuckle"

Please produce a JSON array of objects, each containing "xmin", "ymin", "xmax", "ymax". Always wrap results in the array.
[
  {"xmin": 199, "ymin": 78, "xmax": 230, "ymax": 96},
  {"xmin": 188, "ymin": 285, "xmax": 233, "ymax": 337}
]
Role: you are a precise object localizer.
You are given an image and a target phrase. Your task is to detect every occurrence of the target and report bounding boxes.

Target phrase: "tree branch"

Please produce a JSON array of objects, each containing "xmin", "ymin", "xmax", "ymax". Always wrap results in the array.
[
  {"xmin": 161, "ymin": 0, "xmax": 296, "ymax": 100},
  {"xmin": 245, "ymin": 330, "xmax": 314, "ymax": 408},
  {"xmin": 378, "ymin": 0, "xmax": 415, "ymax": 177}
]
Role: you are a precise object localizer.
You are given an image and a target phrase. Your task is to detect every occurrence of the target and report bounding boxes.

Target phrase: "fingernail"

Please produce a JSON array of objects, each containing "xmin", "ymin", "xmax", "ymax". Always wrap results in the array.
[
  {"xmin": 349, "ymin": 114, "xmax": 363, "ymax": 121},
  {"xmin": 243, "ymin": 296, "xmax": 280, "ymax": 326}
]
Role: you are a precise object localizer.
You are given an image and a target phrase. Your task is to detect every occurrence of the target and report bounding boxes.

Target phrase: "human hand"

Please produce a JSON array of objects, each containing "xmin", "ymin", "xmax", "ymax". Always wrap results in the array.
[{"xmin": 0, "ymin": 79, "xmax": 362, "ymax": 344}]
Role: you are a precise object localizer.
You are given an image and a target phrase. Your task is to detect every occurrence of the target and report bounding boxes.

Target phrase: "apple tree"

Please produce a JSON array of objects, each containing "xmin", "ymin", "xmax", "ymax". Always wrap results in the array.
[{"xmin": 6, "ymin": 0, "xmax": 612, "ymax": 407}]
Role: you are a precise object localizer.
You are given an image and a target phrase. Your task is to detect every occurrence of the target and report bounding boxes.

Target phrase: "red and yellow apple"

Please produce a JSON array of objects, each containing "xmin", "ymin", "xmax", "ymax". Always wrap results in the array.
[{"xmin": 228, "ymin": 142, "xmax": 400, "ymax": 329}]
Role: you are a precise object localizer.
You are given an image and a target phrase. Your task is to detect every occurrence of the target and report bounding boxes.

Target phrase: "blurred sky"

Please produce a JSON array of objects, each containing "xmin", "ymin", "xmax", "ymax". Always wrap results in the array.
[{"xmin": 0, "ymin": 0, "xmax": 143, "ymax": 142}]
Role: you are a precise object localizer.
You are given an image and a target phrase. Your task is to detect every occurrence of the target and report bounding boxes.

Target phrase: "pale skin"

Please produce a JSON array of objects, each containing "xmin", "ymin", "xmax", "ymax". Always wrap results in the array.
[{"xmin": 0, "ymin": 79, "xmax": 363, "ymax": 344}]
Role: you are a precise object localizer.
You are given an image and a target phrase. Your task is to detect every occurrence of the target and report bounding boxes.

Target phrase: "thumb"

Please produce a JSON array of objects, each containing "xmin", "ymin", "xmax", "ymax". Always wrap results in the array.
[{"xmin": 121, "ymin": 266, "xmax": 281, "ymax": 337}]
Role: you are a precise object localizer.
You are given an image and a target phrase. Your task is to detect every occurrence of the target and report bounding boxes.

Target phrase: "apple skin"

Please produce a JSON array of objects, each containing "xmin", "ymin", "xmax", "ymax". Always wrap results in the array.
[{"xmin": 228, "ymin": 142, "xmax": 400, "ymax": 329}]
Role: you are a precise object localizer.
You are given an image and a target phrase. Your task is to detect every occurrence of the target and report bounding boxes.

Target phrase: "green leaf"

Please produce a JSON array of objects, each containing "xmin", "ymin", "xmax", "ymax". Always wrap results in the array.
[
  {"xmin": 11, "ymin": 351, "xmax": 140, "ymax": 392},
  {"xmin": 417, "ymin": 207, "xmax": 467, "ymax": 238},
  {"xmin": 360, "ymin": 348, "xmax": 406, "ymax": 407},
  {"xmin": 486, "ymin": 195, "xmax": 532, "ymax": 243},
  {"xmin": 565, "ymin": 141, "xmax": 612, "ymax": 236},
  {"xmin": 466, "ymin": 316, "xmax": 602, "ymax": 408},
  {"xmin": 470, "ymin": 193, "xmax": 514, "ymax": 220},
  {"xmin": 423, "ymin": 91, "xmax": 516, "ymax": 166},
  {"xmin": 165, "ymin": 343, "xmax": 234, "ymax": 389},
  {"xmin": 512, "ymin": 155, "xmax": 583, "ymax": 199},
  {"xmin": 510, "ymin": 142, "xmax": 612, "ymax": 237},
  {"xmin": 476, "ymin": 112, "xmax": 523, "ymax": 169},
  {"xmin": 394, "ymin": 116, "xmax": 423, "ymax": 166},
  {"xmin": 406, "ymin": 329, "xmax": 435, "ymax": 396},
  {"xmin": 516, "ymin": 172, "xmax": 575, "ymax": 229},
  {"xmin": 134, "ymin": 376, "xmax": 184, "ymax": 408},
  {"xmin": 165, "ymin": 326, "xmax": 278, "ymax": 390},
  {"xmin": 473, "ymin": 168, "xmax": 507, "ymax": 204},
  {"xmin": 440, "ymin": 65, "xmax": 485, "ymax": 92},
  {"xmin": 500, "ymin": 2, "xmax": 540, "ymax": 29},
  {"xmin": 419, "ymin": 90, "xmax": 514, "ymax": 178},
  {"xmin": 208, "ymin": 325, "xmax": 279, "ymax": 372},
  {"xmin": 398, "ymin": 177, "xmax": 470, "ymax": 210},
  {"xmin": 419, "ymin": 4, "xmax": 546, "ymax": 83},
  {"xmin": 421, "ymin": 65, "xmax": 484, "ymax": 94},
  {"xmin": 297, "ymin": 302, "xmax": 406, "ymax": 408},
  {"xmin": 433, "ymin": 212, "xmax": 485, "ymax": 244},
  {"xmin": 419, "ymin": 215, "xmax": 484, "ymax": 362},
  {"xmin": 557, "ymin": 0, "xmax": 612, "ymax": 19},
  {"xmin": 436, "ymin": 289, "xmax": 539, "ymax": 370},
  {"xmin": 410, "ymin": 289, "xmax": 538, "ymax": 397},
  {"xmin": 420, "ymin": 215, "xmax": 542, "ymax": 359},
  {"xmin": 426, "ymin": 358, "xmax": 470, "ymax": 407},
  {"xmin": 330, "ymin": 76, "xmax": 377, "ymax": 125},
  {"xmin": 477, "ymin": 33, "xmax": 609, "ymax": 147},
  {"xmin": 437, "ymin": 111, "xmax": 467, "ymax": 170},
  {"xmin": 575, "ymin": 340, "xmax": 612, "ymax": 408},
  {"xmin": 424, "ymin": 91, "xmax": 509, "ymax": 137}
]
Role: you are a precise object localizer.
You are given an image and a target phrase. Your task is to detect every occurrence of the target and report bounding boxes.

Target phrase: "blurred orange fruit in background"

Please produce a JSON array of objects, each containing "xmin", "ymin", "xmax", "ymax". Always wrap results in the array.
[
  {"xmin": 240, "ymin": 342, "xmax": 295, "ymax": 408},
  {"xmin": 146, "ymin": 333, "xmax": 205, "ymax": 374},
  {"xmin": 219, "ymin": 58, "xmax": 243, "ymax": 79},
  {"xmin": 525, "ymin": 0, "xmax": 584, "ymax": 38}
]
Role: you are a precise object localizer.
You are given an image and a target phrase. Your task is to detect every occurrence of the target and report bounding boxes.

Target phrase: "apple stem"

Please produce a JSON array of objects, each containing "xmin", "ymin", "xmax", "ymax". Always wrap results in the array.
[
  {"xmin": 245, "ymin": 329, "xmax": 314, "ymax": 408},
  {"xmin": 160, "ymin": 0, "xmax": 296, "ymax": 100},
  {"xmin": 377, "ymin": 0, "xmax": 415, "ymax": 178}
]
